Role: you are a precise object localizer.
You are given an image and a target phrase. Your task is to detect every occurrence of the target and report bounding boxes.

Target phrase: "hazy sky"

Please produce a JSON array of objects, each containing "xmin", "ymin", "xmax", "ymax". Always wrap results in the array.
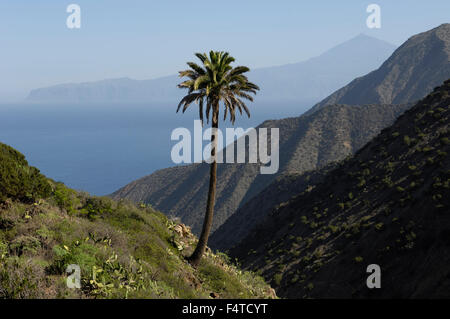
[{"xmin": 0, "ymin": 0, "xmax": 449, "ymax": 101}]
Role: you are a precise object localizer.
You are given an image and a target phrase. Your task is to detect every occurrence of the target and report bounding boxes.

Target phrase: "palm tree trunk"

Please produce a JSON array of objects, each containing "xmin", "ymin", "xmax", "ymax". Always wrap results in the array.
[{"xmin": 187, "ymin": 106, "xmax": 219, "ymax": 267}]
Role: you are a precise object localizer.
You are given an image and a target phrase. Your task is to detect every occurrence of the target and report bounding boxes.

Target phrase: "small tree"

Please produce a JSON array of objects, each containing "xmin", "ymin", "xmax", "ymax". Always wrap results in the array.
[{"xmin": 177, "ymin": 51, "xmax": 259, "ymax": 266}]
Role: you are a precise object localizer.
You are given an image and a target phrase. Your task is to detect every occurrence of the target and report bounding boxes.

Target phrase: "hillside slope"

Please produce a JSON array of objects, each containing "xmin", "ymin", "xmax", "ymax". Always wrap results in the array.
[
  {"xmin": 0, "ymin": 143, "xmax": 274, "ymax": 299},
  {"xmin": 309, "ymin": 23, "xmax": 450, "ymax": 114},
  {"xmin": 112, "ymin": 103, "xmax": 411, "ymax": 235},
  {"xmin": 209, "ymin": 165, "xmax": 335, "ymax": 251},
  {"xmin": 231, "ymin": 79, "xmax": 450, "ymax": 298}
]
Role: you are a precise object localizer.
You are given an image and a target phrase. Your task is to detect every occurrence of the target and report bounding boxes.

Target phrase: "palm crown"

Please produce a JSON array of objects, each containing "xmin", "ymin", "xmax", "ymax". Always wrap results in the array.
[{"xmin": 177, "ymin": 51, "xmax": 259, "ymax": 124}]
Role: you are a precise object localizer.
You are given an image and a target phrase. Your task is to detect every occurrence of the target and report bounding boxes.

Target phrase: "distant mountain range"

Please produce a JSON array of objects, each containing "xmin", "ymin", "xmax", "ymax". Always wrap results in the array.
[
  {"xmin": 231, "ymin": 79, "xmax": 450, "ymax": 298},
  {"xmin": 111, "ymin": 24, "xmax": 450, "ymax": 240},
  {"xmin": 308, "ymin": 23, "xmax": 450, "ymax": 114},
  {"xmin": 26, "ymin": 34, "xmax": 395, "ymax": 105}
]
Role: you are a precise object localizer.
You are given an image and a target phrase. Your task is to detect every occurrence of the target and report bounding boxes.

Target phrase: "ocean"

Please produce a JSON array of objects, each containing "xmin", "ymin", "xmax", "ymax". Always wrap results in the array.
[{"xmin": 0, "ymin": 101, "xmax": 309, "ymax": 195}]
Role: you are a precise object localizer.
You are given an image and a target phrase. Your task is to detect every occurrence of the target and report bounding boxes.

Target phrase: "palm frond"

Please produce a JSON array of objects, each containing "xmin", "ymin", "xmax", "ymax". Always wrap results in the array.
[
  {"xmin": 194, "ymin": 75, "xmax": 210, "ymax": 90},
  {"xmin": 177, "ymin": 92, "xmax": 203, "ymax": 113},
  {"xmin": 228, "ymin": 66, "xmax": 250, "ymax": 77},
  {"xmin": 195, "ymin": 53, "xmax": 207, "ymax": 63},
  {"xmin": 177, "ymin": 51, "xmax": 259, "ymax": 124},
  {"xmin": 187, "ymin": 62, "xmax": 206, "ymax": 75}
]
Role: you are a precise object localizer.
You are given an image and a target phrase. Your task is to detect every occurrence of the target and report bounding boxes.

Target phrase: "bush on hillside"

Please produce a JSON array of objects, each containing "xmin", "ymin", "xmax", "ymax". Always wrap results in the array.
[{"xmin": 0, "ymin": 142, "xmax": 51, "ymax": 202}]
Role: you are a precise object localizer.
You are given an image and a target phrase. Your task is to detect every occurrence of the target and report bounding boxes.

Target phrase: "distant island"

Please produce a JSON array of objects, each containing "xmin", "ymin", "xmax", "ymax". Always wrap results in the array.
[{"xmin": 26, "ymin": 34, "xmax": 395, "ymax": 104}]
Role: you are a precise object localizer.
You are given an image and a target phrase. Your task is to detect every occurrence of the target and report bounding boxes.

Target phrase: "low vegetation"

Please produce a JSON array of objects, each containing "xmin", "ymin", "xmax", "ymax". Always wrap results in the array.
[{"xmin": 0, "ymin": 144, "xmax": 274, "ymax": 299}]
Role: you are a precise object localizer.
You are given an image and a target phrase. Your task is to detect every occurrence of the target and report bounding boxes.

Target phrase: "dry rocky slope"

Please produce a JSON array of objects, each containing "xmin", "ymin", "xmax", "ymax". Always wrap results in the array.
[
  {"xmin": 112, "ymin": 24, "xmax": 450, "ymax": 238},
  {"xmin": 112, "ymin": 103, "xmax": 410, "ymax": 235},
  {"xmin": 231, "ymin": 80, "xmax": 450, "ymax": 298}
]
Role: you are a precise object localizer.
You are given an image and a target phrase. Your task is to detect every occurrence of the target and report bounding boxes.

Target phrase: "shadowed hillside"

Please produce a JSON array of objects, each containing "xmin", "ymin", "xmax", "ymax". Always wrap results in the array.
[
  {"xmin": 231, "ymin": 79, "xmax": 450, "ymax": 298},
  {"xmin": 209, "ymin": 165, "xmax": 335, "ymax": 251}
]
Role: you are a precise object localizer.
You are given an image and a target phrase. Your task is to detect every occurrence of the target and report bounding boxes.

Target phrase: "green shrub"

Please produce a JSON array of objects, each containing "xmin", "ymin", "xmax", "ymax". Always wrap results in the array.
[
  {"xmin": 0, "ymin": 143, "xmax": 51, "ymax": 202},
  {"xmin": 198, "ymin": 260, "xmax": 250, "ymax": 298},
  {"xmin": 354, "ymin": 256, "xmax": 364, "ymax": 263},
  {"xmin": 50, "ymin": 242, "xmax": 99, "ymax": 275},
  {"xmin": 273, "ymin": 273, "xmax": 283, "ymax": 286},
  {"xmin": 404, "ymin": 135, "xmax": 411, "ymax": 146},
  {"xmin": 382, "ymin": 176, "xmax": 394, "ymax": 188},
  {"xmin": 328, "ymin": 224, "xmax": 339, "ymax": 233},
  {"xmin": 9, "ymin": 236, "xmax": 41, "ymax": 256},
  {"xmin": 440, "ymin": 137, "xmax": 450, "ymax": 145},
  {"xmin": 81, "ymin": 197, "xmax": 114, "ymax": 220},
  {"xmin": 53, "ymin": 183, "xmax": 80, "ymax": 213},
  {"xmin": 0, "ymin": 241, "xmax": 8, "ymax": 259}
]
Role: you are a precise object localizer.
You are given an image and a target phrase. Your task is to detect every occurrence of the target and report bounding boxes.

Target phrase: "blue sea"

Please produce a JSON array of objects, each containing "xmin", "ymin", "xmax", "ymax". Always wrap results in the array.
[{"xmin": 0, "ymin": 101, "xmax": 310, "ymax": 195}]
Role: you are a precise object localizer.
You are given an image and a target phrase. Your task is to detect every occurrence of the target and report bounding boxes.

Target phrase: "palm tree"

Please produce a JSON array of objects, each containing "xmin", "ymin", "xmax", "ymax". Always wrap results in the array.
[{"xmin": 177, "ymin": 51, "xmax": 259, "ymax": 267}]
